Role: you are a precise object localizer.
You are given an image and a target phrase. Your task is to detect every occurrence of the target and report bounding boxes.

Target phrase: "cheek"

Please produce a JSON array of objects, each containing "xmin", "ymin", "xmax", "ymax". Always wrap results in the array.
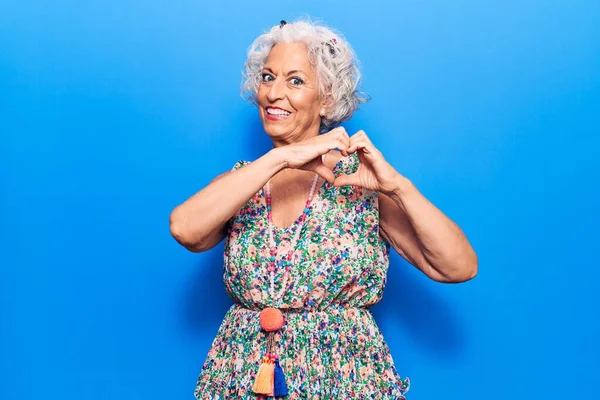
[
  {"xmin": 256, "ymin": 85, "xmax": 267, "ymax": 101},
  {"xmin": 289, "ymin": 92, "xmax": 320, "ymax": 115}
]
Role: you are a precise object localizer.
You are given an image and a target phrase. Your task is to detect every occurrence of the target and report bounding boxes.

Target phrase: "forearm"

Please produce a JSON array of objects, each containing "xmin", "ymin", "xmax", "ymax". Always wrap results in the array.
[
  {"xmin": 170, "ymin": 148, "xmax": 287, "ymax": 249},
  {"xmin": 385, "ymin": 174, "xmax": 478, "ymax": 281}
]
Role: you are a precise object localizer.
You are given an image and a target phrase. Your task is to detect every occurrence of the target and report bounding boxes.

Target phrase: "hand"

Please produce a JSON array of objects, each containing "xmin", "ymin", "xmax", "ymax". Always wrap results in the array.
[
  {"xmin": 333, "ymin": 130, "xmax": 402, "ymax": 194},
  {"xmin": 277, "ymin": 127, "xmax": 351, "ymax": 183}
]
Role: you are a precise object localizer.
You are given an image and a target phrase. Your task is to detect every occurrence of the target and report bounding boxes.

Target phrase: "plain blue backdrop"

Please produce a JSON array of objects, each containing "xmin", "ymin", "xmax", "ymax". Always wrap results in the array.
[{"xmin": 1, "ymin": 1, "xmax": 599, "ymax": 399}]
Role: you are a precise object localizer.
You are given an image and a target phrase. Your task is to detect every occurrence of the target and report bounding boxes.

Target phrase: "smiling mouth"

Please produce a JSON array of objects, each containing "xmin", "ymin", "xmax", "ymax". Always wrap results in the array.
[{"xmin": 265, "ymin": 107, "xmax": 292, "ymax": 120}]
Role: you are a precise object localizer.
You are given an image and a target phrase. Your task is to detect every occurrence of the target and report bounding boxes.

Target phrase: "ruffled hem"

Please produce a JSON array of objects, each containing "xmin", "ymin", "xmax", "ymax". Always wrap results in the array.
[{"xmin": 194, "ymin": 304, "xmax": 410, "ymax": 399}]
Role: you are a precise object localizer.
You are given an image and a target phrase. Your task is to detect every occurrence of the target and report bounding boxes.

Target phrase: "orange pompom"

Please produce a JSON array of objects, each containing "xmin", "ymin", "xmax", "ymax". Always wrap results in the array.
[{"xmin": 259, "ymin": 307, "xmax": 284, "ymax": 332}]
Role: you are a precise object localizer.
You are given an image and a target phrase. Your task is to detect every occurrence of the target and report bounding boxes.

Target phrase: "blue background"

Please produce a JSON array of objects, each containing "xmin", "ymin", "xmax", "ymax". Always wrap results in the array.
[{"xmin": 1, "ymin": 1, "xmax": 599, "ymax": 399}]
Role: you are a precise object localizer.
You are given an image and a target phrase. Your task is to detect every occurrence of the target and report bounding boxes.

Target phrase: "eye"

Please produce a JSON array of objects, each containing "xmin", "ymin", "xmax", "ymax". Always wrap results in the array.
[
  {"xmin": 261, "ymin": 73, "xmax": 274, "ymax": 82},
  {"xmin": 290, "ymin": 77, "xmax": 304, "ymax": 86}
]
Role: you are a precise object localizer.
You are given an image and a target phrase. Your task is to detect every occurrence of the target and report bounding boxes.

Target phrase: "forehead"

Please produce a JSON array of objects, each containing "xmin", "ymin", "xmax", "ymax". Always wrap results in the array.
[{"xmin": 264, "ymin": 42, "xmax": 314, "ymax": 76}]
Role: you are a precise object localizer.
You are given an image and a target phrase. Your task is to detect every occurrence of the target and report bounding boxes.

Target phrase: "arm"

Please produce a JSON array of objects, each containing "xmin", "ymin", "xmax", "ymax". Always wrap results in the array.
[
  {"xmin": 378, "ymin": 175, "xmax": 478, "ymax": 283},
  {"xmin": 169, "ymin": 128, "xmax": 353, "ymax": 253},
  {"xmin": 333, "ymin": 129, "xmax": 477, "ymax": 283},
  {"xmin": 169, "ymin": 149, "xmax": 287, "ymax": 252}
]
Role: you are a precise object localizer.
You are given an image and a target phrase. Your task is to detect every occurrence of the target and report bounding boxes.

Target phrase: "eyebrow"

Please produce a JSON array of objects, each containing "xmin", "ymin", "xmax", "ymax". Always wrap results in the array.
[{"xmin": 262, "ymin": 67, "xmax": 307, "ymax": 77}]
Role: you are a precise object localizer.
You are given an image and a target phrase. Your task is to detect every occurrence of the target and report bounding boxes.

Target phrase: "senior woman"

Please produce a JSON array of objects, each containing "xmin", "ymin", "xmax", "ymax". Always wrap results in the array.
[{"xmin": 170, "ymin": 18, "xmax": 477, "ymax": 399}]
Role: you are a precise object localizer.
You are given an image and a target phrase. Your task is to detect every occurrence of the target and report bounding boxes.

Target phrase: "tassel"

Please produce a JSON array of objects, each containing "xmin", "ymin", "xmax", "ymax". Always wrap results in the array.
[
  {"xmin": 252, "ymin": 356, "xmax": 274, "ymax": 395},
  {"xmin": 273, "ymin": 358, "xmax": 289, "ymax": 396}
]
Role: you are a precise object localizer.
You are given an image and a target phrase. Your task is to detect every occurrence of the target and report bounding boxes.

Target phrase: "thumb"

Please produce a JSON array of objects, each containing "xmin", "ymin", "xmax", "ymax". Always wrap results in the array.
[
  {"xmin": 314, "ymin": 163, "xmax": 336, "ymax": 184},
  {"xmin": 333, "ymin": 173, "xmax": 359, "ymax": 187}
]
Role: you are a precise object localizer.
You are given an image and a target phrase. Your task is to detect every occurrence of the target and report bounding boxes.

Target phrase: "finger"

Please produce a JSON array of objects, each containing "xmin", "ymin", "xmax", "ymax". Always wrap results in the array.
[
  {"xmin": 348, "ymin": 138, "xmax": 380, "ymax": 156},
  {"xmin": 326, "ymin": 126, "xmax": 348, "ymax": 137},
  {"xmin": 350, "ymin": 130, "xmax": 372, "ymax": 143},
  {"xmin": 314, "ymin": 163, "xmax": 336, "ymax": 184},
  {"xmin": 347, "ymin": 138, "xmax": 369, "ymax": 155},
  {"xmin": 300, "ymin": 156, "xmax": 335, "ymax": 183},
  {"xmin": 333, "ymin": 172, "xmax": 360, "ymax": 187},
  {"xmin": 350, "ymin": 129, "xmax": 365, "ymax": 138},
  {"xmin": 335, "ymin": 129, "xmax": 351, "ymax": 156},
  {"xmin": 337, "ymin": 138, "xmax": 350, "ymax": 157},
  {"xmin": 349, "ymin": 130, "xmax": 374, "ymax": 150},
  {"xmin": 330, "ymin": 138, "xmax": 349, "ymax": 155},
  {"xmin": 324, "ymin": 127, "xmax": 350, "ymax": 156}
]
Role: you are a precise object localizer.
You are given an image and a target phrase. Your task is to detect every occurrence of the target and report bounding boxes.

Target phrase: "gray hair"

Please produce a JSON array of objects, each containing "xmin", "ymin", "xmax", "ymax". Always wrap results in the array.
[{"xmin": 241, "ymin": 17, "xmax": 369, "ymax": 133}]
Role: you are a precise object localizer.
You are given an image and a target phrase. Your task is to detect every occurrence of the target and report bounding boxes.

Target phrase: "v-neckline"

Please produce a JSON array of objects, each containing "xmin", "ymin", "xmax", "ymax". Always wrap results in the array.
[{"xmin": 266, "ymin": 156, "xmax": 346, "ymax": 233}]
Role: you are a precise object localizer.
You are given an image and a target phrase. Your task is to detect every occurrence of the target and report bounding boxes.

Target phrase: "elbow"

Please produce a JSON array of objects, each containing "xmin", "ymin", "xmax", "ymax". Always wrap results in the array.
[
  {"xmin": 169, "ymin": 207, "xmax": 186, "ymax": 242},
  {"xmin": 448, "ymin": 265, "xmax": 477, "ymax": 283},
  {"xmin": 446, "ymin": 251, "xmax": 478, "ymax": 283},
  {"xmin": 432, "ymin": 250, "xmax": 478, "ymax": 284},
  {"xmin": 170, "ymin": 223, "xmax": 207, "ymax": 253},
  {"xmin": 169, "ymin": 220, "xmax": 187, "ymax": 246},
  {"xmin": 169, "ymin": 209, "xmax": 206, "ymax": 253}
]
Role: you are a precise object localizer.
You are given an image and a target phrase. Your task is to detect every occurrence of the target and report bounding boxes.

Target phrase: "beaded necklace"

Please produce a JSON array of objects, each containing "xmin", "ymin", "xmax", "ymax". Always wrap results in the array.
[
  {"xmin": 252, "ymin": 171, "xmax": 321, "ymax": 397},
  {"xmin": 265, "ymin": 173, "xmax": 319, "ymax": 305}
]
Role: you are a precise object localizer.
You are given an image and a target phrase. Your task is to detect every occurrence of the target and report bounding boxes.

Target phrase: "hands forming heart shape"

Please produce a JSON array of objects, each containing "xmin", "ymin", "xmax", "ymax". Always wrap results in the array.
[{"xmin": 283, "ymin": 127, "xmax": 403, "ymax": 195}]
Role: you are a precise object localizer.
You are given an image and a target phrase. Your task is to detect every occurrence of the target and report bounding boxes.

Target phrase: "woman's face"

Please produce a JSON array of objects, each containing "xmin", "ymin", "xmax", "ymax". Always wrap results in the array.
[{"xmin": 257, "ymin": 42, "xmax": 324, "ymax": 144}]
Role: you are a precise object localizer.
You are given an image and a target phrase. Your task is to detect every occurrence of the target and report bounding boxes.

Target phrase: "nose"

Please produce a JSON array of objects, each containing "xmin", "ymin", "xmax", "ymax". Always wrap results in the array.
[{"xmin": 266, "ymin": 77, "xmax": 286, "ymax": 103}]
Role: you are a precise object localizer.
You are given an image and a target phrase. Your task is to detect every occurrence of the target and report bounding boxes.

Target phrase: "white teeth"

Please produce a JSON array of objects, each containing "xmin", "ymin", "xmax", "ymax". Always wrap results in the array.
[{"xmin": 267, "ymin": 108, "xmax": 291, "ymax": 116}]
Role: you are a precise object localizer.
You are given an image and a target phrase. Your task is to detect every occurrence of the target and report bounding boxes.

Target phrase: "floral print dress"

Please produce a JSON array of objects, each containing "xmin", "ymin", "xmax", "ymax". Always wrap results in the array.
[{"xmin": 194, "ymin": 152, "xmax": 410, "ymax": 399}]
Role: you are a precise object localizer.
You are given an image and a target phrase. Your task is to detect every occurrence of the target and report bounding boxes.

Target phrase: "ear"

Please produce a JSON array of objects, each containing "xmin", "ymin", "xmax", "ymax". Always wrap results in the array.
[{"xmin": 319, "ymin": 92, "xmax": 334, "ymax": 118}]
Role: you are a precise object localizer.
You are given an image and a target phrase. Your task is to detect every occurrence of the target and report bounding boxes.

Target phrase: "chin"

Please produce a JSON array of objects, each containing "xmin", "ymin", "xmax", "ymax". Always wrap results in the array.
[{"xmin": 262, "ymin": 122, "xmax": 291, "ymax": 138}]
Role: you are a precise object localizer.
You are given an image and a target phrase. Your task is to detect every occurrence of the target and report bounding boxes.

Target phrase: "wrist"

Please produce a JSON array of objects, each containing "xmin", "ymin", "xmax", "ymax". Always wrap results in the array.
[
  {"xmin": 385, "ymin": 172, "xmax": 414, "ymax": 197},
  {"xmin": 265, "ymin": 147, "xmax": 289, "ymax": 172}
]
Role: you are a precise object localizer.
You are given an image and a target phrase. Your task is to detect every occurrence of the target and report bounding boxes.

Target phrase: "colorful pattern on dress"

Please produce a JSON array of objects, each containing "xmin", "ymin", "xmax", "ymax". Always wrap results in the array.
[{"xmin": 194, "ymin": 152, "xmax": 411, "ymax": 399}]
